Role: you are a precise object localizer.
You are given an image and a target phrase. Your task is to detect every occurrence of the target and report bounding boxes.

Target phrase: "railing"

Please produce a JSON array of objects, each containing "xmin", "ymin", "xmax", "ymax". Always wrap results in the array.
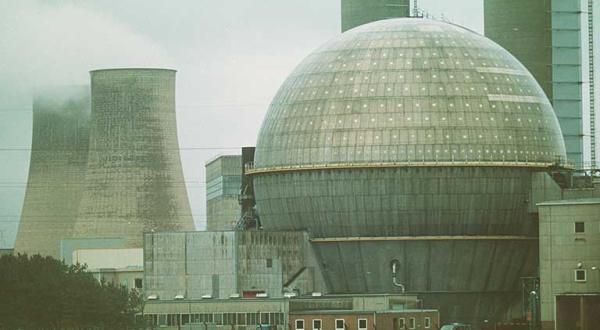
[{"xmin": 244, "ymin": 155, "xmax": 573, "ymax": 175}]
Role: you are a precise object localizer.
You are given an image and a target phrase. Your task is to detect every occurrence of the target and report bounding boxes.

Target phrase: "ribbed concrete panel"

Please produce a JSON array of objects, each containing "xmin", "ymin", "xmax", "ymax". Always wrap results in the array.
[
  {"xmin": 73, "ymin": 69, "xmax": 194, "ymax": 246},
  {"xmin": 313, "ymin": 239, "xmax": 538, "ymax": 323},
  {"xmin": 254, "ymin": 167, "xmax": 534, "ymax": 237},
  {"xmin": 14, "ymin": 86, "xmax": 91, "ymax": 258}
]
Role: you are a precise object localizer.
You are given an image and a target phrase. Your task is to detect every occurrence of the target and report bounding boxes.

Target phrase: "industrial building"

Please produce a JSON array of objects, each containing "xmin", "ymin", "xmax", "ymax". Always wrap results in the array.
[
  {"xmin": 248, "ymin": 17, "xmax": 567, "ymax": 326},
  {"xmin": 71, "ymin": 69, "xmax": 195, "ymax": 247},
  {"xmin": 341, "ymin": 0, "xmax": 410, "ymax": 32},
  {"xmin": 206, "ymin": 155, "xmax": 242, "ymax": 231},
  {"xmin": 143, "ymin": 293, "xmax": 430, "ymax": 329},
  {"xmin": 14, "ymin": 86, "xmax": 91, "ymax": 258},
  {"xmin": 484, "ymin": 0, "xmax": 600, "ymax": 168},
  {"xmin": 143, "ymin": 230, "xmax": 326, "ymax": 300},
  {"xmin": 537, "ymin": 198, "xmax": 600, "ymax": 330}
]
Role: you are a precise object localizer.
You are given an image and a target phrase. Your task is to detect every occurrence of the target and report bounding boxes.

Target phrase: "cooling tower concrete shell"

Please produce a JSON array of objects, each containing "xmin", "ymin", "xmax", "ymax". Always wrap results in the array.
[
  {"xmin": 14, "ymin": 86, "xmax": 91, "ymax": 258},
  {"xmin": 72, "ymin": 68, "xmax": 194, "ymax": 247},
  {"xmin": 251, "ymin": 19, "xmax": 566, "ymax": 325}
]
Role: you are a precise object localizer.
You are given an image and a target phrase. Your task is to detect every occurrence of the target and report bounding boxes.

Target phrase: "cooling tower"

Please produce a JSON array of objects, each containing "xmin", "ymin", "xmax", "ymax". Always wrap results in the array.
[
  {"xmin": 14, "ymin": 86, "xmax": 91, "ymax": 258},
  {"xmin": 251, "ymin": 19, "xmax": 567, "ymax": 325},
  {"xmin": 72, "ymin": 68, "xmax": 194, "ymax": 247}
]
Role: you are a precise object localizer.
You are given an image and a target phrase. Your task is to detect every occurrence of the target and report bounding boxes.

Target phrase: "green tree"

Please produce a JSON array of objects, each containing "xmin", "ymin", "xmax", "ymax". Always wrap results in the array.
[{"xmin": 0, "ymin": 253, "xmax": 143, "ymax": 329}]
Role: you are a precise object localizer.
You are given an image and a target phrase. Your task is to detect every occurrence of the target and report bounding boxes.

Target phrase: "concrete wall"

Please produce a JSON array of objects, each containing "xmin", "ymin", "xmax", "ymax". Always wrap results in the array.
[
  {"xmin": 538, "ymin": 199, "xmax": 600, "ymax": 328},
  {"xmin": 144, "ymin": 231, "xmax": 237, "ymax": 300},
  {"xmin": 341, "ymin": 0, "xmax": 410, "ymax": 32},
  {"xmin": 206, "ymin": 155, "xmax": 241, "ymax": 231},
  {"xmin": 144, "ymin": 231, "xmax": 324, "ymax": 301},
  {"xmin": 484, "ymin": 0, "xmax": 553, "ymax": 99},
  {"xmin": 72, "ymin": 248, "xmax": 142, "ymax": 269}
]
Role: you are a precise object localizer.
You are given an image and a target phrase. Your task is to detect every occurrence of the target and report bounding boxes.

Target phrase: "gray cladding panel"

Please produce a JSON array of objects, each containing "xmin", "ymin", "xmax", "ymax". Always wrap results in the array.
[
  {"xmin": 313, "ymin": 239, "xmax": 537, "ymax": 324},
  {"xmin": 255, "ymin": 167, "xmax": 534, "ymax": 237}
]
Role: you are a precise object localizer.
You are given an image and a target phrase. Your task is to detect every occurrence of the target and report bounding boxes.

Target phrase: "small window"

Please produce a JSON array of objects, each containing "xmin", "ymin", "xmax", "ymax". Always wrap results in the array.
[
  {"xmin": 575, "ymin": 222, "xmax": 585, "ymax": 233},
  {"xmin": 424, "ymin": 317, "xmax": 431, "ymax": 329},
  {"xmin": 313, "ymin": 319, "xmax": 322, "ymax": 330},
  {"xmin": 409, "ymin": 317, "xmax": 416, "ymax": 329},
  {"xmin": 296, "ymin": 319, "xmax": 305, "ymax": 330},
  {"xmin": 266, "ymin": 258, "xmax": 273, "ymax": 268},
  {"xmin": 336, "ymin": 319, "xmax": 345, "ymax": 330},
  {"xmin": 135, "ymin": 278, "xmax": 143, "ymax": 289},
  {"xmin": 575, "ymin": 269, "xmax": 587, "ymax": 282},
  {"xmin": 396, "ymin": 318, "xmax": 406, "ymax": 329},
  {"xmin": 358, "ymin": 318, "xmax": 368, "ymax": 330}
]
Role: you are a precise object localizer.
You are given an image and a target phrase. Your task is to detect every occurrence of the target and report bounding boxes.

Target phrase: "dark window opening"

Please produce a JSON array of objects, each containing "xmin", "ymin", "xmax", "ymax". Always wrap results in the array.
[
  {"xmin": 359, "ymin": 318, "xmax": 367, "ymax": 329},
  {"xmin": 575, "ymin": 222, "xmax": 585, "ymax": 233},
  {"xmin": 313, "ymin": 319, "xmax": 322, "ymax": 330},
  {"xmin": 266, "ymin": 258, "xmax": 273, "ymax": 268},
  {"xmin": 575, "ymin": 269, "xmax": 587, "ymax": 282},
  {"xmin": 135, "ymin": 278, "xmax": 143, "ymax": 289}
]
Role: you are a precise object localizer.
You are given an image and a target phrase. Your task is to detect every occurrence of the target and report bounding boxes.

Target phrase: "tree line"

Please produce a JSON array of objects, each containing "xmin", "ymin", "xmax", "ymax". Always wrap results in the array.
[{"xmin": 0, "ymin": 253, "xmax": 144, "ymax": 329}]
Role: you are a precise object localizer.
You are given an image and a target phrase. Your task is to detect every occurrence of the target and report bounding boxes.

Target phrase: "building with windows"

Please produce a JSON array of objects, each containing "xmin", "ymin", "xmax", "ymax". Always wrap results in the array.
[
  {"xmin": 537, "ymin": 198, "xmax": 600, "ymax": 330},
  {"xmin": 289, "ymin": 309, "xmax": 439, "ymax": 330},
  {"xmin": 143, "ymin": 293, "xmax": 427, "ymax": 329},
  {"xmin": 206, "ymin": 155, "xmax": 242, "ymax": 230},
  {"xmin": 485, "ymin": 0, "xmax": 600, "ymax": 168},
  {"xmin": 341, "ymin": 0, "xmax": 410, "ymax": 32}
]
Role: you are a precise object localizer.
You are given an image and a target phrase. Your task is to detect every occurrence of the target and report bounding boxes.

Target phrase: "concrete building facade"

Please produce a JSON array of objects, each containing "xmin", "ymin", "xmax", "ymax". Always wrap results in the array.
[
  {"xmin": 341, "ymin": 0, "xmax": 410, "ymax": 32},
  {"xmin": 206, "ymin": 155, "xmax": 241, "ymax": 231},
  {"xmin": 485, "ymin": 0, "xmax": 600, "ymax": 168},
  {"xmin": 143, "ymin": 231, "xmax": 326, "ymax": 301},
  {"xmin": 14, "ymin": 86, "xmax": 91, "ymax": 258},
  {"xmin": 538, "ymin": 198, "xmax": 600, "ymax": 330},
  {"xmin": 72, "ymin": 68, "xmax": 195, "ymax": 247}
]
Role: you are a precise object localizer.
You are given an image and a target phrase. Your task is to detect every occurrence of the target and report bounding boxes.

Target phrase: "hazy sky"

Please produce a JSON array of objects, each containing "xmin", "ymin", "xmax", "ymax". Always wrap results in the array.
[{"xmin": 0, "ymin": 0, "xmax": 483, "ymax": 247}]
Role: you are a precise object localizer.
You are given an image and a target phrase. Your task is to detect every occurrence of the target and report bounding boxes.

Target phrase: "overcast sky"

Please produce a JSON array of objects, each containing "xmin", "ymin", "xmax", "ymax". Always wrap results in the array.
[{"xmin": 0, "ymin": 0, "xmax": 483, "ymax": 247}]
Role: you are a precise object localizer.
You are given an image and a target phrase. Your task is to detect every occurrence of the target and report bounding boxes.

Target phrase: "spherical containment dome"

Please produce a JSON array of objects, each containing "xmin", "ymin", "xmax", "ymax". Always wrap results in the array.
[
  {"xmin": 252, "ymin": 19, "xmax": 566, "ymax": 239},
  {"xmin": 252, "ymin": 19, "xmax": 565, "ymax": 321},
  {"xmin": 255, "ymin": 19, "xmax": 565, "ymax": 168}
]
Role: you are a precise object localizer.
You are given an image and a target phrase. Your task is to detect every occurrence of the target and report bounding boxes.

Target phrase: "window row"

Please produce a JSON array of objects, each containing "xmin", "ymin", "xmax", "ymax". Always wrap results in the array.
[{"xmin": 146, "ymin": 312, "xmax": 285, "ymax": 327}]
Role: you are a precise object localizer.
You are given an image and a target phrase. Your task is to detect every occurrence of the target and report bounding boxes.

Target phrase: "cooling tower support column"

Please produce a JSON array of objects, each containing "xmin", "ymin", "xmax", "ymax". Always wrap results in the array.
[{"xmin": 72, "ymin": 68, "xmax": 195, "ymax": 247}]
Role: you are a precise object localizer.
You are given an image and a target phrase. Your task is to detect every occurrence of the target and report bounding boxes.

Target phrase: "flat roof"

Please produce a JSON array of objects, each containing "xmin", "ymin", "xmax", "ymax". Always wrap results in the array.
[
  {"xmin": 89, "ymin": 68, "xmax": 176, "ymax": 73},
  {"xmin": 290, "ymin": 309, "xmax": 438, "ymax": 315},
  {"xmin": 537, "ymin": 198, "xmax": 600, "ymax": 207}
]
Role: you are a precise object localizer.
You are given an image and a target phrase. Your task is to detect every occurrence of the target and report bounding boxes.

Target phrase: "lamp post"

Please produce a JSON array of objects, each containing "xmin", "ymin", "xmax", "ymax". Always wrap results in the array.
[{"xmin": 529, "ymin": 290, "xmax": 538, "ymax": 330}]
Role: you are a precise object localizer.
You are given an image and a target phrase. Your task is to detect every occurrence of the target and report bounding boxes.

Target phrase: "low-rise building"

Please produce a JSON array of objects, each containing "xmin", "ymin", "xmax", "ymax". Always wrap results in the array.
[
  {"xmin": 538, "ymin": 198, "xmax": 600, "ymax": 330},
  {"xmin": 143, "ymin": 294, "xmax": 430, "ymax": 329}
]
